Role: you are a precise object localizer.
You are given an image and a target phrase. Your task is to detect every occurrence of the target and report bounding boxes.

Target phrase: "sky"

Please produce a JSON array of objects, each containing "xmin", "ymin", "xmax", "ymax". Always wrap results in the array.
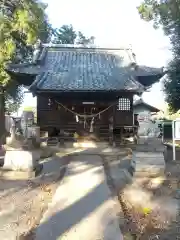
[{"xmin": 20, "ymin": 0, "xmax": 172, "ymax": 113}]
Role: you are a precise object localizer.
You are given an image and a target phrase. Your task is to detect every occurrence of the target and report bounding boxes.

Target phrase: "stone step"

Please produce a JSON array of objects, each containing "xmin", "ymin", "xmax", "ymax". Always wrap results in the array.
[
  {"xmin": 47, "ymin": 137, "xmax": 59, "ymax": 146},
  {"xmin": 132, "ymin": 151, "xmax": 165, "ymax": 178},
  {"xmin": 134, "ymin": 152, "xmax": 164, "ymax": 158},
  {"xmin": 134, "ymin": 170, "xmax": 165, "ymax": 178}
]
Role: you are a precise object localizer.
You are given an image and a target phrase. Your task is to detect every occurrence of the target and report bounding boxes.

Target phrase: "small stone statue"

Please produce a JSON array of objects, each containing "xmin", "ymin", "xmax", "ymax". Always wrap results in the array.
[{"xmin": 6, "ymin": 124, "xmax": 24, "ymax": 149}]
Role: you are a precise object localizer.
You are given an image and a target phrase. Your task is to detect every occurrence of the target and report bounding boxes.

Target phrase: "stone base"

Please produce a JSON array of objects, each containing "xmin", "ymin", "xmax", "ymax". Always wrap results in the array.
[
  {"xmin": 0, "ymin": 164, "xmax": 43, "ymax": 180},
  {"xmin": 134, "ymin": 152, "xmax": 165, "ymax": 177},
  {"xmin": 4, "ymin": 149, "xmax": 40, "ymax": 171},
  {"xmin": 134, "ymin": 168, "xmax": 165, "ymax": 178},
  {"xmin": 164, "ymin": 145, "xmax": 180, "ymax": 162}
]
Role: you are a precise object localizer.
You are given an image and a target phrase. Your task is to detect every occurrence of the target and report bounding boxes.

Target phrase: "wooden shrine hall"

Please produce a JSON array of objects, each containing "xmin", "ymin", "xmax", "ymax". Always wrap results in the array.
[{"xmin": 6, "ymin": 43, "xmax": 164, "ymax": 144}]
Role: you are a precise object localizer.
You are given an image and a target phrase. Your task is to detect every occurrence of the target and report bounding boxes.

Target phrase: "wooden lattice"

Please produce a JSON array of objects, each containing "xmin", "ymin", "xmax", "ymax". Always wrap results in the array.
[{"xmin": 117, "ymin": 98, "xmax": 131, "ymax": 111}]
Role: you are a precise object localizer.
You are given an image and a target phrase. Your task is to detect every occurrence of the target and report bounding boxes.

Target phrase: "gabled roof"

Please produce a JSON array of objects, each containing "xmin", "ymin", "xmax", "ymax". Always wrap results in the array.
[
  {"xmin": 133, "ymin": 98, "xmax": 160, "ymax": 112},
  {"xmin": 135, "ymin": 65, "xmax": 164, "ymax": 87},
  {"xmin": 6, "ymin": 44, "xmax": 164, "ymax": 93}
]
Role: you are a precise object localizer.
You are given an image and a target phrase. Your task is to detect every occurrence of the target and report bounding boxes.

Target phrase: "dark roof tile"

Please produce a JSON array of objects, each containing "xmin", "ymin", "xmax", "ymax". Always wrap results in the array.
[
  {"xmin": 7, "ymin": 45, "xmax": 163, "ymax": 91},
  {"xmin": 29, "ymin": 46, "xmax": 144, "ymax": 92}
]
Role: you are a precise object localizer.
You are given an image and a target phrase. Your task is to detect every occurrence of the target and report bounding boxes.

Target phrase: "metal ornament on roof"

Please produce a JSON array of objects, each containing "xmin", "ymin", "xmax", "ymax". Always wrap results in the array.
[
  {"xmin": 32, "ymin": 39, "xmax": 42, "ymax": 63},
  {"xmin": 125, "ymin": 45, "xmax": 138, "ymax": 70},
  {"xmin": 74, "ymin": 35, "xmax": 83, "ymax": 46}
]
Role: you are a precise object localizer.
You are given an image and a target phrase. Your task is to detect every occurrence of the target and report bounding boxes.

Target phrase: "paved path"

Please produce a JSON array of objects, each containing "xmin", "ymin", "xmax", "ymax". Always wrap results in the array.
[{"xmin": 35, "ymin": 154, "xmax": 123, "ymax": 240}]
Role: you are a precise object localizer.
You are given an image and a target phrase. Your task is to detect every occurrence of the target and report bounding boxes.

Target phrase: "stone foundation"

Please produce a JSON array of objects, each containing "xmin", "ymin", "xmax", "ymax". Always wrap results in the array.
[
  {"xmin": 1, "ymin": 149, "xmax": 42, "ymax": 179},
  {"xmin": 4, "ymin": 149, "xmax": 40, "ymax": 171},
  {"xmin": 0, "ymin": 164, "xmax": 43, "ymax": 180},
  {"xmin": 164, "ymin": 144, "xmax": 180, "ymax": 162}
]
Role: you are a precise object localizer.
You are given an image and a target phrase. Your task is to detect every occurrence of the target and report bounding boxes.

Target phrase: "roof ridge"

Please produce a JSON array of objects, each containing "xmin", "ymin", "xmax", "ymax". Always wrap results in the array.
[{"xmin": 42, "ymin": 43, "xmax": 132, "ymax": 51}]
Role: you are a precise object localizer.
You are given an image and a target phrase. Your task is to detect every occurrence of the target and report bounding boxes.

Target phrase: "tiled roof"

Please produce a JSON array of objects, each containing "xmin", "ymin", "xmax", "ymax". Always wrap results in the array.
[
  {"xmin": 7, "ymin": 45, "xmax": 164, "ymax": 92},
  {"xmin": 134, "ymin": 65, "xmax": 163, "ymax": 77},
  {"xmin": 32, "ymin": 71, "xmax": 143, "ymax": 91},
  {"xmin": 133, "ymin": 98, "xmax": 160, "ymax": 112},
  {"xmin": 30, "ymin": 46, "xmax": 144, "ymax": 92}
]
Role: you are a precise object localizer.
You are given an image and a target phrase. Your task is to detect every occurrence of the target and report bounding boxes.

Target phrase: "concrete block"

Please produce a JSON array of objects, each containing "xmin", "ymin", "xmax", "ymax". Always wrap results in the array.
[
  {"xmin": 164, "ymin": 145, "xmax": 180, "ymax": 162},
  {"xmin": 135, "ymin": 152, "xmax": 163, "ymax": 158},
  {"xmin": 0, "ymin": 164, "xmax": 43, "ymax": 180},
  {"xmin": 109, "ymin": 161, "xmax": 132, "ymax": 192},
  {"xmin": 3, "ymin": 149, "xmax": 40, "ymax": 171}
]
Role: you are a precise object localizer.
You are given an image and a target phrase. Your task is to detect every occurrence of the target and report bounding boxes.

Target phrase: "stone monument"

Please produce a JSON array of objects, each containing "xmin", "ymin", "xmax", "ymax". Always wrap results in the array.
[{"xmin": 2, "ymin": 124, "xmax": 42, "ymax": 179}]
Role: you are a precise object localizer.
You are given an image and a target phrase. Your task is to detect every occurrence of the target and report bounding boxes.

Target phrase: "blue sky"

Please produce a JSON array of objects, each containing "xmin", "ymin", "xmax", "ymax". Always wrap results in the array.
[{"xmin": 20, "ymin": 0, "xmax": 172, "ymax": 112}]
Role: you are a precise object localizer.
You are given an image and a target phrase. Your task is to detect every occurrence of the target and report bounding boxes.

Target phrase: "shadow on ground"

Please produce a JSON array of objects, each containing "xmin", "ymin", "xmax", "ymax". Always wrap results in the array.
[
  {"xmin": 0, "ymin": 143, "xmax": 131, "ymax": 239},
  {"xmin": 22, "ymin": 150, "xmax": 125, "ymax": 240},
  {"xmin": 121, "ymin": 161, "xmax": 180, "ymax": 239}
]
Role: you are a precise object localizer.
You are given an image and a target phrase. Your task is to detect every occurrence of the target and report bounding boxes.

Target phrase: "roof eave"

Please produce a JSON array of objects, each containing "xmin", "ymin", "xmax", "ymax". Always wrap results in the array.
[
  {"xmin": 135, "ymin": 66, "xmax": 165, "ymax": 88},
  {"xmin": 6, "ymin": 69, "xmax": 36, "ymax": 86},
  {"xmin": 29, "ymin": 88, "xmax": 143, "ymax": 93},
  {"xmin": 134, "ymin": 102, "xmax": 160, "ymax": 112}
]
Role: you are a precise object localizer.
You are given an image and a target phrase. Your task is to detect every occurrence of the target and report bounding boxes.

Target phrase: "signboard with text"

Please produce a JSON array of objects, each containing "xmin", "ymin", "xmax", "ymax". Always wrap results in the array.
[
  {"xmin": 172, "ymin": 119, "xmax": 180, "ymax": 160},
  {"xmin": 174, "ymin": 120, "xmax": 180, "ymax": 140},
  {"xmin": 137, "ymin": 113, "xmax": 151, "ymax": 122}
]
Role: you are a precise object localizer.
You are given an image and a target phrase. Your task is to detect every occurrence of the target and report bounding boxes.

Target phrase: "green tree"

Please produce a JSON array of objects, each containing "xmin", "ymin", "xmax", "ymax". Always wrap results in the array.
[
  {"xmin": 76, "ymin": 31, "xmax": 95, "ymax": 45},
  {"xmin": 0, "ymin": 0, "xmax": 52, "ymax": 113},
  {"xmin": 53, "ymin": 24, "xmax": 95, "ymax": 45},
  {"xmin": 53, "ymin": 25, "xmax": 77, "ymax": 44},
  {"xmin": 137, "ymin": 0, "xmax": 180, "ymax": 112}
]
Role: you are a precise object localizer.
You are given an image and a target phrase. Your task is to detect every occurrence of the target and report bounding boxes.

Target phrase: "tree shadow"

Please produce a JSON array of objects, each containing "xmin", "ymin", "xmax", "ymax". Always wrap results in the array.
[
  {"xmin": 0, "ymin": 145, "xmax": 126, "ymax": 240},
  {"xmin": 34, "ymin": 181, "xmax": 110, "ymax": 239},
  {"xmin": 22, "ymin": 150, "xmax": 124, "ymax": 239},
  {"xmin": 0, "ymin": 153, "xmax": 71, "ymax": 202},
  {"xmin": 122, "ymin": 163, "xmax": 180, "ymax": 239}
]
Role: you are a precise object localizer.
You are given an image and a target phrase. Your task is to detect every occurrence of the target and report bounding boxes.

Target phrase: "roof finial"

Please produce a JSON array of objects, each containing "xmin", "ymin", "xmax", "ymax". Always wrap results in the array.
[
  {"xmin": 32, "ymin": 39, "xmax": 42, "ymax": 64},
  {"xmin": 34, "ymin": 39, "xmax": 42, "ymax": 49},
  {"xmin": 74, "ymin": 35, "xmax": 83, "ymax": 46}
]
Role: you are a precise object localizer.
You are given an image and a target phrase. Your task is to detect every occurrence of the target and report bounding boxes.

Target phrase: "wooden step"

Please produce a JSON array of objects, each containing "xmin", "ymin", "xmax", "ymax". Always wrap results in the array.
[{"xmin": 47, "ymin": 137, "xmax": 59, "ymax": 146}]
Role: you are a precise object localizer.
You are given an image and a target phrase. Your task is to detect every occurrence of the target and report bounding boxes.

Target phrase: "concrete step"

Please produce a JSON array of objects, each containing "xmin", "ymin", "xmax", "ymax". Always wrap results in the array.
[{"xmin": 132, "ymin": 151, "xmax": 165, "ymax": 178}]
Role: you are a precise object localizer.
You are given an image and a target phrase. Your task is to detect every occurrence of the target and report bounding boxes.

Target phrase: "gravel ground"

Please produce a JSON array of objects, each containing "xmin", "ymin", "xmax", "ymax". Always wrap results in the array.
[
  {"xmin": 0, "ymin": 154, "xmax": 68, "ymax": 240},
  {"xmin": 130, "ymin": 157, "xmax": 180, "ymax": 239},
  {"xmin": 103, "ymin": 139, "xmax": 180, "ymax": 240},
  {"xmin": 124, "ymin": 160, "xmax": 180, "ymax": 239}
]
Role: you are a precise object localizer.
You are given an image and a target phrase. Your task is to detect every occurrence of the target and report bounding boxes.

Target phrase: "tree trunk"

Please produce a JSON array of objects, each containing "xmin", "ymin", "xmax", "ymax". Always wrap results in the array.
[{"xmin": 0, "ymin": 88, "xmax": 5, "ymax": 145}]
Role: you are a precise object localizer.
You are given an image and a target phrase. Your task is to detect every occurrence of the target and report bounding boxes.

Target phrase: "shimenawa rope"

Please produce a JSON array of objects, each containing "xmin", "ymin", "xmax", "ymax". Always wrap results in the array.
[{"xmin": 55, "ymin": 100, "xmax": 115, "ymax": 119}]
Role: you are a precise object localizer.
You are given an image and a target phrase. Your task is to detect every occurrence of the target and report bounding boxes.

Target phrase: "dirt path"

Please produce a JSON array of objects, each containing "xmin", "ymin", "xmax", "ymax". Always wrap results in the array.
[{"xmin": 35, "ymin": 154, "xmax": 123, "ymax": 240}]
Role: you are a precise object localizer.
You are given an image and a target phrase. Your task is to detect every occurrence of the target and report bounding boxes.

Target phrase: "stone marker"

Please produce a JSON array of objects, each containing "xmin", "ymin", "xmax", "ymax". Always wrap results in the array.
[
  {"xmin": 3, "ymin": 149, "xmax": 40, "ymax": 171},
  {"xmin": 1, "ymin": 125, "xmax": 42, "ymax": 179}
]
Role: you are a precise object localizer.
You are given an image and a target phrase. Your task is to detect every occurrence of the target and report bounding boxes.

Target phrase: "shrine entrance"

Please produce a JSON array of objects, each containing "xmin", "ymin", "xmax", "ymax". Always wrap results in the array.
[
  {"xmin": 74, "ymin": 105, "xmax": 100, "ymax": 133},
  {"xmin": 53, "ymin": 100, "xmax": 114, "ymax": 140}
]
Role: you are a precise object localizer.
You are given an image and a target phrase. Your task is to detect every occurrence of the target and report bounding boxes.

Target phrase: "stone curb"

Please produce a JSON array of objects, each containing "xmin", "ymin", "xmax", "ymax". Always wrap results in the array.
[{"xmin": 128, "ymin": 153, "xmax": 136, "ymax": 176}]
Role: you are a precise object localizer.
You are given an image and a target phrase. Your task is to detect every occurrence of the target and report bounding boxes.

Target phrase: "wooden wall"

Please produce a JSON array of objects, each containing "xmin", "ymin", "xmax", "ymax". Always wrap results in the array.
[
  {"xmin": 37, "ymin": 93, "xmax": 134, "ymax": 138},
  {"xmin": 114, "ymin": 95, "xmax": 134, "ymax": 126}
]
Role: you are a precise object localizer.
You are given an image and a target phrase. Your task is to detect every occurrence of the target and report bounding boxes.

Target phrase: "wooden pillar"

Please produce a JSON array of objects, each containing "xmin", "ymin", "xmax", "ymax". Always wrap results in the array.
[
  {"xmin": 0, "ymin": 87, "xmax": 5, "ymax": 145},
  {"xmin": 60, "ymin": 129, "xmax": 65, "ymax": 146},
  {"xmin": 119, "ymin": 127, "xmax": 123, "ymax": 145},
  {"xmin": 109, "ymin": 116, "xmax": 114, "ymax": 145}
]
